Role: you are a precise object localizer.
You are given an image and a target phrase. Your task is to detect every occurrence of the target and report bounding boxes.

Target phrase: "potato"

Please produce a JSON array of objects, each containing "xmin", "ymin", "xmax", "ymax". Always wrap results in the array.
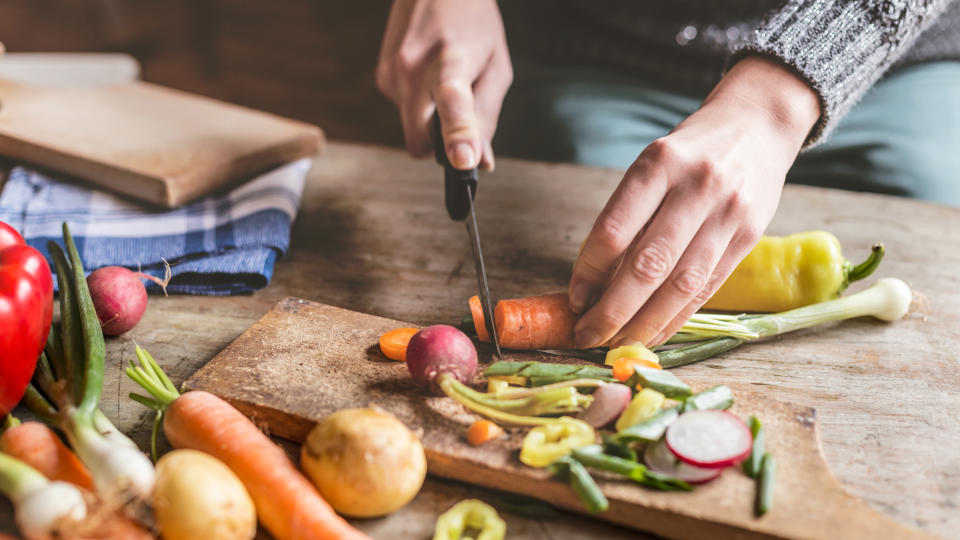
[
  {"xmin": 153, "ymin": 449, "xmax": 256, "ymax": 540},
  {"xmin": 301, "ymin": 407, "xmax": 426, "ymax": 518}
]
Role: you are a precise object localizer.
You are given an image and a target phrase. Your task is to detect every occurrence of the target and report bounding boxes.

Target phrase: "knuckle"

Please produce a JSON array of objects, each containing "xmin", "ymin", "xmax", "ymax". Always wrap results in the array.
[
  {"xmin": 642, "ymin": 137, "xmax": 676, "ymax": 163},
  {"xmin": 395, "ymin": 47, "xmax": 420, "ymax": 75},
  {"xmin": 630, "ymin": 241, "xmax": 673, "ymax": 283},
  {"xmin": 671, "ymin": 265, "xmax": 709, "ymax": 296},
  {"xmin": 592, "ymin": 214, "xmax": 631, "ymax": 253}
]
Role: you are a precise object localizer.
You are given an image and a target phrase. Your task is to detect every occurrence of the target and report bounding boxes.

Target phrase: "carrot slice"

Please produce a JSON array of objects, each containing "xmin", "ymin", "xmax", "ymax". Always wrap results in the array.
[
  {"xmin": 379, "ymin": 327, "xmax": 420, "ymax": 361},
  {"xmin": 611, "ymin": 357, "xmax": 663, "ymax": 382},
  {"xmin": 469, "ymin": 295, "xmax": 490, "ymax": 342},
  {"xmin": 467, "ymin": 419, "xmax": 504, "ymax": 446}
]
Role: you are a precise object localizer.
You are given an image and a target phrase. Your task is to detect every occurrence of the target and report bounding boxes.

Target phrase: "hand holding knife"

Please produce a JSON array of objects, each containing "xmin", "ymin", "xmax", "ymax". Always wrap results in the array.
[{"xmin": 431, "ymin": 114, "xmax": 503, "ymax": 359}]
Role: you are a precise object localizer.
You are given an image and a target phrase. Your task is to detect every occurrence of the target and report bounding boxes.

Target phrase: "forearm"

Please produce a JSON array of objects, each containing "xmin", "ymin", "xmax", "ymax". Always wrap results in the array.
[{"xmin": 729, "ymin": 0, "xmax": 954, "ymax": 144}]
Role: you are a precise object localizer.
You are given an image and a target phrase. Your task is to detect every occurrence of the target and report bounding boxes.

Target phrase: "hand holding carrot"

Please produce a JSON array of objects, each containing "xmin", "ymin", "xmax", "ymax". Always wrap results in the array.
[{"xmin": 568, "ymin": 57, "xmax": 821, "ymax": 348}]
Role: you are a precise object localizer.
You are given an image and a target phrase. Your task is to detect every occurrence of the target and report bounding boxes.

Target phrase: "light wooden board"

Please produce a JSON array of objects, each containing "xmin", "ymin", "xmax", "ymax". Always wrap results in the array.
[
  {"xmin": 0, "ymin": 77, "xmax": 323, "ymax": 207},
  {"xmin": 184, "ymin": 297, "xmax": 931, "ymax": 540}
]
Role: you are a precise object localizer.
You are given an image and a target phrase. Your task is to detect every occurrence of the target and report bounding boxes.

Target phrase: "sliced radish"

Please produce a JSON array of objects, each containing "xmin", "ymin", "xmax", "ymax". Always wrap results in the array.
[
  {"xmin": 643, "ymin": 439, "xmax": 722, "ymax": 484},
  {"xmin": 578, "ymin": 383, "xmax": 632, "ymax": 428},
  {"xmin": 665, "ymin": 409, "xmax": 752, "ymax": 469}
]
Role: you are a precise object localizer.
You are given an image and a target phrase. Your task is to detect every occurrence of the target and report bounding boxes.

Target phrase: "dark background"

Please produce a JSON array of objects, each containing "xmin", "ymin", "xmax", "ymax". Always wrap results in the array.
[{"xmin": 0, "ymin": 0, "xmax": 404, "ymax": 147}]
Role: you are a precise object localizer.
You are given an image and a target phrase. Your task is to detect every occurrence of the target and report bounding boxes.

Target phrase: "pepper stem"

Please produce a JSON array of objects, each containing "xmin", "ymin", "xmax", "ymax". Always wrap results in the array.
[{"xmin": 844, "ymin": 243, "xmax": 885, "ymax": 289}]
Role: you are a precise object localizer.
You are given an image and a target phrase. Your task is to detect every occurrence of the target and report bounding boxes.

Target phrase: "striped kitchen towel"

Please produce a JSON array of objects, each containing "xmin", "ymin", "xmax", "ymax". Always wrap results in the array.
[{"xmin": 0, "ymin": 159, "xmax": 311, "ymax": 295}]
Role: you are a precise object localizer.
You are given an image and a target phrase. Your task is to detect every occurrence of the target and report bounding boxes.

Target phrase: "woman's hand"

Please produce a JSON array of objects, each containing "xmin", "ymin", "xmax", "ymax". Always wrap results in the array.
[
  {"xmin": 376, "ymin": 0, "xmax": 512, "ymax": 170},
  {"xmin": 569, "ymin": 56, "xmax": 821, "ymax": 348}
]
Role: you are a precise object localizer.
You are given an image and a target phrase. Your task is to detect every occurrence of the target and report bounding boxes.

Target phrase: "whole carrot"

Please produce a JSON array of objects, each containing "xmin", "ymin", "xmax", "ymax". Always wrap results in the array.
[
  {"xmin": 0, "ymin": 421, "xmax": 94, "ymax": 491},
  {"xmin": 470, "ymin": 293, "xmax": 577, "ymax": 350},
  {"xmin": 127, "ymin": 347, "xmax": 370, "ymax": 540}
]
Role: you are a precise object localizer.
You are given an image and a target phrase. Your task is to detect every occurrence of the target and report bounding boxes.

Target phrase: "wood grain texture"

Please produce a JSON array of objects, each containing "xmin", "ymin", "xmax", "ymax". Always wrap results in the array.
[
  {"xmin": 0, "ymin": 77, "xmax": 324, "ymax": 206},
  {"xmin": 2, "ymin": 142, "xmax": 958, "ymax": 539},
  {"xmin": 184, "ymin": 297, "xmax": 932, "ymax": 539}
]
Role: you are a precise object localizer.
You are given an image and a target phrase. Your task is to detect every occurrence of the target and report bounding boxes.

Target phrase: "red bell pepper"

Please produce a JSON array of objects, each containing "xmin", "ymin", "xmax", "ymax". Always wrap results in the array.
[{"xmin": 0, "ymin": 221, "xmax": 53, "ymax": 416}]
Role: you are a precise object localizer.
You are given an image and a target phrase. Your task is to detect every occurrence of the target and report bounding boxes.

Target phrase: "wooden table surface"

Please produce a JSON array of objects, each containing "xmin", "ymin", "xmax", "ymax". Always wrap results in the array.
[{"xmin": 2, "ymin": 142, "xmax": 958, "ymax": 539}]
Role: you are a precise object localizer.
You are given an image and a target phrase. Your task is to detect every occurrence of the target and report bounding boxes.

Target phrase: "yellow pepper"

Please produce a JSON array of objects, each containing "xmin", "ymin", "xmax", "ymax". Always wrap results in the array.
[
  {"xmin": 604, "ymin": 344, "xmax": 660, "ymax": 367},
  {"xmin": 519, "ymin": 417, "xmax": 595, "ymax": 468},
  {"xmin": 704, "ymin": 231, "xmax": 884, "ymax": 312},
  {"xmin": 433, "ymin": 499, "xmax": 506, "ymax": 540}
]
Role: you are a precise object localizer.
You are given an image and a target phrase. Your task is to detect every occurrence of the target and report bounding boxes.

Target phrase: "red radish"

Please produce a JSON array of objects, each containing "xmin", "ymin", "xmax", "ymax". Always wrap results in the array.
[
  {"xmin": 578, "ymin": 383, "xmax": 631, "ymax": 428},
  {"xmin": 87, "ymin": 263, "xmax": 169, "ymax": 336},
  {"xmin": 644, "ymin": 439, "xmax": 723, "ymax": 484},
  {"xmin": 665, "ymin": 409, "xmax": 752, "ymax": 469},
  {"xmin": 405, "ymin": 325, "xmax": 478, "ymax": 394}
]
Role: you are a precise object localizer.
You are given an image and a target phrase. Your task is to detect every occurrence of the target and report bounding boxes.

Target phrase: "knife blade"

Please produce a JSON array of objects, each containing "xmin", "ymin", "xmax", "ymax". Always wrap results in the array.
[{"xmin": 432, "ymin": 114, "xmax": 502, "ymax": 359}]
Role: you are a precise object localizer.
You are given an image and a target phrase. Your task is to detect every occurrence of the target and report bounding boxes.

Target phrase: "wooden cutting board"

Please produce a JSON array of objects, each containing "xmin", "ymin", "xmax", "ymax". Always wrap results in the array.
[
  {"xmin": 184, "ymin": 298, "xmax": 932, "ymax": 540},
  {"xmin": 0, "ymin": 77, "xmax": 323, "ymax": 207}
]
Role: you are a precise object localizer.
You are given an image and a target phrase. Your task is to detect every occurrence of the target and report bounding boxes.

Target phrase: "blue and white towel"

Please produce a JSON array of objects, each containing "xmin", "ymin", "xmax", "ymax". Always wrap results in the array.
[{"xmin": 0, "ymin": 159, "xmax": 311, "ymax": 295}]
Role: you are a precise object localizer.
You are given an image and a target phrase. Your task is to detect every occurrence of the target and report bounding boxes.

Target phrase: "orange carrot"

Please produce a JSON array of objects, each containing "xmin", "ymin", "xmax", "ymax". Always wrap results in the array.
[
  {"xmin": 0, "ymin": 421, "xmax": 94, "ymax": 490},
  {"xmin": 379, "ymin": 327, "xmax": 420, "ymax": 361},
  {"xmin": 164, "ymin": 391, "xmax": 370, "ymax": 540},
  {"xmin": 611, "ymin": 357, "xmax": 662, "ymax": 382},
  {"xmin": 466, "ymin": 419, "xmax": 504, "ymax": 446},
  {"xmin": 470, "ymin": 292, "xmax": 577, "ymax": 350}
]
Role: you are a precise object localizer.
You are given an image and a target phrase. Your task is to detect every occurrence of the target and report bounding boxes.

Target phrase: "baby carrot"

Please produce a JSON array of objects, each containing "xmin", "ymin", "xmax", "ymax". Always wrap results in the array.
[
  {"xmin": 0, "ymin": 421, "xmax": 94, "ymax": 490},
  {"xmin": 611, "ymin": 357, "xmax": 662, "ymax": 382},
  {"xmin": 467, "ymin": 419, "xmax": 504, "ymax": 446},
  {"xmin": 470, "ymin": 293, "xmax": 577, "ymax": 350},
  {"xmin": 379, "ymin": 327, "xmax": 420, "ymax": 361}
]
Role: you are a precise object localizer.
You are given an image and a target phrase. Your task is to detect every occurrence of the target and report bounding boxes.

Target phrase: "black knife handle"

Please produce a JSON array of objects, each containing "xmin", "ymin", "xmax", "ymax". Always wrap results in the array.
[{"xmin": 431, "ymin": 114, "xmax": 477, "ymax": 222}]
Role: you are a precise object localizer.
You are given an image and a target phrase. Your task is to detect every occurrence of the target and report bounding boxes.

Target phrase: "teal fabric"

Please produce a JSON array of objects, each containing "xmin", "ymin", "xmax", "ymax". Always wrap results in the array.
[{"xmin": 495, "ymin": 61, "xmax": 960, "ymax": 206}]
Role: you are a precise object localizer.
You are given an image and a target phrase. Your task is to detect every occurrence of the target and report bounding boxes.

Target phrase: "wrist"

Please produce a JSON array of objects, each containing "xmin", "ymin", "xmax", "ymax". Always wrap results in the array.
[{"xmin": 705, "ymin": 55, "xmax": 821, "ymax": 149}]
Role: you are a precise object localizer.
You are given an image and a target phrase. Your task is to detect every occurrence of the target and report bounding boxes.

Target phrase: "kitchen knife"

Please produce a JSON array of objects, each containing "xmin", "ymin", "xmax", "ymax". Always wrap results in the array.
[{"xmin": 431, "ymin": 115, "xmax": 502, "ymax": 359}]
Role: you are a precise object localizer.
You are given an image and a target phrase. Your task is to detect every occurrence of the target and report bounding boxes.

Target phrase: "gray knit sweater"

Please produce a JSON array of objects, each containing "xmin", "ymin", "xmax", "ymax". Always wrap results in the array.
[{"xmin": 500, "ymin": 0, "xmax": 960, "ymax": 143}]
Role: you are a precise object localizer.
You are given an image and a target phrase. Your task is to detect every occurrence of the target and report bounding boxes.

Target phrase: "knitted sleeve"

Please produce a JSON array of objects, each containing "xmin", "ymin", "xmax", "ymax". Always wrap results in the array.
[{"xmin": 728, "ymin": 0, "xmax": 956, "ymax": 145}]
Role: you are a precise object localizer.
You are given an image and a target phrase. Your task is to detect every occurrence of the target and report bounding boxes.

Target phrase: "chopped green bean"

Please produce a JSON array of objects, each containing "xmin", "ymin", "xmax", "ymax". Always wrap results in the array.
[
  {"xmin": 757, "ymin": 452, "xmax": 776, "ymax": 516},
  {"xmin": 549, "ymin": 457, "xmax": 608, "ymax": 513},
  {"xmin": 743, "ymin": 416, "xmax": 765, "ymax": 479},
  {"xmin": 625, "ymin": 367, "xmax": 692, "ymax": 399}
]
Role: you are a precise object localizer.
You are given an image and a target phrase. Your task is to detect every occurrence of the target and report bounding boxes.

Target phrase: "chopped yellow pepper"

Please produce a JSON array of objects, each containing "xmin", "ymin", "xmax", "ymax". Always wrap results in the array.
[
  {"xmin": 704, "ymin": 231, "xmax": 884, "ymax": 312},
  {"xmin": 519, "ymin": 417, "xmax": 595, "ymax": 468},
  {"xmin": 605, "ymin": 344, "xmax": 660, "ymax": 367},
  {"xmin": 433, "ymin": 499, "xmax": 506, "ymax": 540},
  {"xmin": 615, "ymin": 388, "xmax": 665, "ymax": 432}
]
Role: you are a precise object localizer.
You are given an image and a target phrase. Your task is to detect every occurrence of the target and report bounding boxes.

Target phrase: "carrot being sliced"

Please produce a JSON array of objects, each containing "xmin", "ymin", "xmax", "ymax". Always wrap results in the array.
[
  {"xmin": 379, "ymin": 327, "xmax": 420, "ymax": 361},
  {"xmin": 611, "ymin": 357, "xmax": 662, "ymax": 382},
  {"xmin": 467, "ymin": 419, "xmax": 504, "ymax": 446},
  {"xmin": 165, "ymin": 390, "xmax": 370, "ymax": 540},
  {"xmin": 0, "ymin": 421, "xmax": 94, "ymax": 490},
  {"xmin": 470, "ymin": 293, "xmax": 577, "ymax": 350}
]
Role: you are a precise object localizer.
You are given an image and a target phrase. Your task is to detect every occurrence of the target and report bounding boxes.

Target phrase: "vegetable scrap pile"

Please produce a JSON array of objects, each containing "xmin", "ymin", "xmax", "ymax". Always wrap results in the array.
[{"xmin": 383, "ymin": 231, "xmax": 912, "ymax": 521}]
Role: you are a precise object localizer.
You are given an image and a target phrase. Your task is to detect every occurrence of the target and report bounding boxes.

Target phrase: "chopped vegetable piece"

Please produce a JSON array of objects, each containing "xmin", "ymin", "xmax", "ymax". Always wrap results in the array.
[
  {"xmin": 571, "ymin": 445, "xmax": 691, "ymax": 491},
  {"xmin": 467, "ymin": 419, "xmax": 505, "ymax": 446},
  {"xmin": 614, "ymin": 408, "xmax": 680, "ymax": 444},
  {"xmin": 485, "ymin": 361, "xmax": 613, "ymax": 382},
  {"xmin": 626, "ymin": 367, "xmax": 692, "ymax": 398},
  {"xmin": 611, "ymin": 357, "xmax": 662, "ymax": 382},
  {"xmin": 757, "ymin": 452, "xmax": 776, "ymax": 516},
  {"xmin": 704, "ymin": 232, "xmax": 884, "ymax": 312},
  {"xmin": 743, "ymin": 416, "xmax": 765, "ymax": 479},
  {"xmin": 0, "ymin": 421, "xmax": 94, "ymax": 491},
  {"xmin": 470, "ymin": 293, "xmax": 577, "ymax": 349},
  {"xmin": 379, "ymin": 327, "xmax": 420, "ymax": 361},
  {"xmin": 615, "ymin": 388, "xmax": 666, "ymax": 432},
  {"xmin": 433, "ymin": 499, "xmax": 506, "ymax": 540},
  {"xmin": 682, "ymin": 385, "xmax": 735, "ymax": 412},
  {"xmin": 520, "ymin": 418, "xmax": 595, "ymax": 468},
  {"xmin": 486, "ymin": 378, "xmax": 512, "ymax": 393},
  {"xmin": 643, "ymin": 439, "xmax": 723, "ymax": 484},
  {"xmin": 666, "ymin": 410, "xmax": 752, "ymax": 469},
  {"xmin": 578, "ymin": 383, "xmax": 631, "ymax": 428},
  {"xmin": 605, "ymin": 344, "xmax": 659, "ymax": 367},
  {"xmin": 548, "ymin": 457, "xmax": 608, "ymax": 513}
]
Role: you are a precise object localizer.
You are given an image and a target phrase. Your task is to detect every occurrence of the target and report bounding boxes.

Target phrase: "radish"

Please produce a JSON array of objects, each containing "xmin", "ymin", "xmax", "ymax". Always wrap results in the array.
[
  {"xmin": 87, "ymin": 263, "xmax": 169, "ymax": 336},
  {"xmin": 406, "ymin": 325, "xmax": 478, "ymax": 394},
  {"xmin": 643, "ymin": 439, "xmax": 723, "ymax": 484},
  {"xmin": 577, "ymin": 383, "xmax": 631, "ymax": 428},
  {"xmin": 665, "ymin": 409, "xmax": 752, "ymax": 469}
]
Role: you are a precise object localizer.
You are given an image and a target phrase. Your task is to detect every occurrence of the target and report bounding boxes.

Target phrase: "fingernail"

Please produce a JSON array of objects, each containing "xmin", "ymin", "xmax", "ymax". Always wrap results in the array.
[
  {"xmin": 452, "ymin": 143, "xmax": 476, "ymax": 169},
  {"xmin": 569, "ymin": 281, "xmax": 591, "ymax": 313},
  {"xmin": 575, "ymin": 328, "xmax": 602, "ymax": 349}
]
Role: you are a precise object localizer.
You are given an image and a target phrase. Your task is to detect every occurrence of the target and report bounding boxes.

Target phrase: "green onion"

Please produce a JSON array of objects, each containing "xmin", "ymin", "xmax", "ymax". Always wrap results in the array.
[
  {"xmin": 757, "ymin": 452, "xmax": 776, "ymax": 516},
  {"xmin": 549, "ymin": 457, "xmax": 608, "ymax": 513},
  {"xmin": 743, "ymin": 416, "xmax": 765, "ymax": 479}
]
